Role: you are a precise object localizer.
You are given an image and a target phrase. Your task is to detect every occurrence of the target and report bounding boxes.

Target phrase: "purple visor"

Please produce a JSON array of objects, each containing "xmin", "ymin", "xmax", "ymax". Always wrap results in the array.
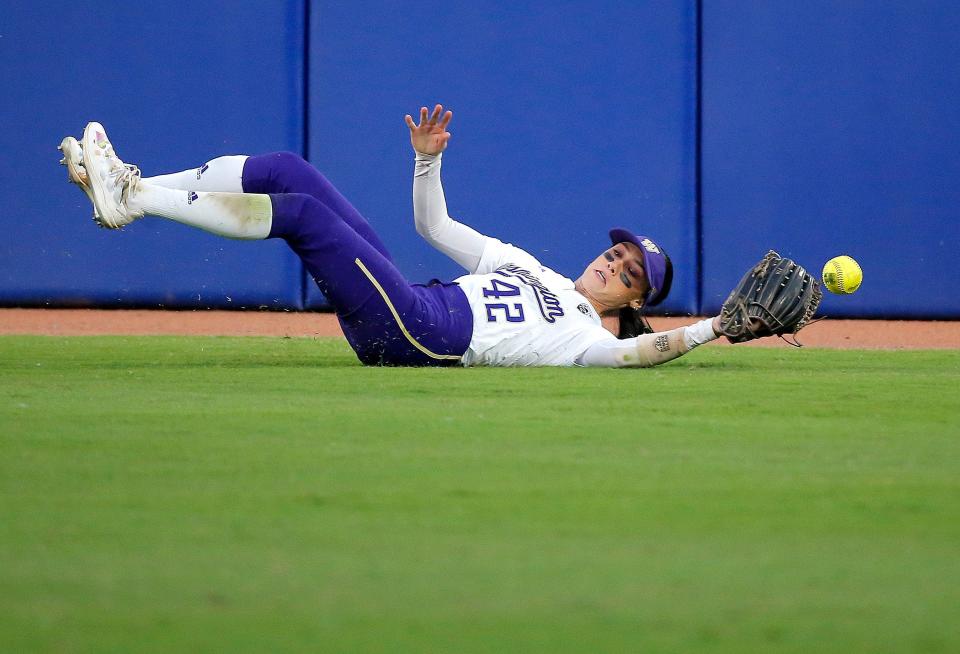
[{"xmin": 609, "ymin": 228, "xmax": 673, "ymax": 306}]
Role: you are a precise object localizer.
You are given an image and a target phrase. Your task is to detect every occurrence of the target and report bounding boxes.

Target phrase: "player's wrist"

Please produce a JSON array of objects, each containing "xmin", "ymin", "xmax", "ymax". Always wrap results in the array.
[
  {"xmin": 683, "ymin": 318, "xmax": 721, "ymax": 350},
  {"xmin": 414, "ymin": 151, "xmax": 442, "ymax": 179}
]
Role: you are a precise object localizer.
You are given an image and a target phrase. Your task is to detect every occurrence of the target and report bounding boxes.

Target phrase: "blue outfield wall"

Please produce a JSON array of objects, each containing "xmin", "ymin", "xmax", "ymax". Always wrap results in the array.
[
  {"xmin": 700, "ymin": 1, "xmax": 960, "ymax": 318},
  {"xmin": 2, "ymin": 2, "xmax": 958, "ymax": 319},
  {"xmin": 304, "ymin": 1, "xmax": 700, "ymax": 316},
  {"xmin": 0, "ymin": 2, "xmax": 305, "ymax": 309}
]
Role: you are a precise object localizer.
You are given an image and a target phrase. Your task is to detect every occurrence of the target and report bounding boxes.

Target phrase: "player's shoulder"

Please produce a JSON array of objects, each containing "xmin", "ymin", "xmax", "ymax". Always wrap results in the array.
[{"xmin": 478, "ymin": 237, "xmax": 550, "ymax": 275}]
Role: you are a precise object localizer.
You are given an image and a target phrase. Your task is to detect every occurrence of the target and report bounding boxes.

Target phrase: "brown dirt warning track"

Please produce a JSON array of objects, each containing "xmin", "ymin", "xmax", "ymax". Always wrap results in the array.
[{"xmin": 2, "ymin": 309, "xmax": 959, "ymax": 349}]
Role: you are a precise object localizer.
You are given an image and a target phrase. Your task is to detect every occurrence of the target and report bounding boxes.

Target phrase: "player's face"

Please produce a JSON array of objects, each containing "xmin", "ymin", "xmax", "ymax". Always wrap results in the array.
[{"xmin": 579, "ymin": 241, "xmax": 650, "ymax": 309}]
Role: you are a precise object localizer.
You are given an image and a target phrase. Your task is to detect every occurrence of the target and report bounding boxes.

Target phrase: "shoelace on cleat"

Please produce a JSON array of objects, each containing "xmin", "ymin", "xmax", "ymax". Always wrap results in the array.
[{"xmin": 108, "ymin": 162, "xmax": 142, "ymax": 209}]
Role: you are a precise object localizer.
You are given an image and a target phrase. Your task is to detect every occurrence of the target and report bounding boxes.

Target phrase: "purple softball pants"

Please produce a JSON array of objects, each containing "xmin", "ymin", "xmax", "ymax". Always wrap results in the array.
[{"xmin": 240, "ymin": 152, "xmax": 472, "ymax": 366}]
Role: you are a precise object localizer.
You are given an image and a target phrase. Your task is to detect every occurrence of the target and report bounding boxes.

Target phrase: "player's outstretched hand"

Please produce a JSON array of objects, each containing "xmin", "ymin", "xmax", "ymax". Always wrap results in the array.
[{"xmin": 404, "ymin": 104, "xmax": 452, "ymax": 155}]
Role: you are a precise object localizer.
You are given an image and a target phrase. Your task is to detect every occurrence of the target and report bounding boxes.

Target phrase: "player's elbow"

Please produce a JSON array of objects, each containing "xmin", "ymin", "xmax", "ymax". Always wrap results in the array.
[
  {"xmin": 414, "ymin": 220, "xmax": 434, "ymax": 241},
  {"xmin": 415, "ymin": 217, "xmax": 446, "ymax": 242}
]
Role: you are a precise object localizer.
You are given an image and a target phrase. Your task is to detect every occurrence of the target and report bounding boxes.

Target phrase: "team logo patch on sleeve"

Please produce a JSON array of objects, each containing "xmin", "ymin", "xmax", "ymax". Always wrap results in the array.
[{"xmin": 578, "ymin": 303, "xmax": 591, "ymax": 315}]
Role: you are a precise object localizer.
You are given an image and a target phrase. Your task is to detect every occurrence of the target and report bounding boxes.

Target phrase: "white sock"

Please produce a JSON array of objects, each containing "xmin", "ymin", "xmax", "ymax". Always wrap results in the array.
[
  {"xmin": 130, "ymin": 182, "xmax": 272, "ymax": 240},
  {"xmin": 143, "ymin": 155, "xmax": 248, "ymax": 192}
]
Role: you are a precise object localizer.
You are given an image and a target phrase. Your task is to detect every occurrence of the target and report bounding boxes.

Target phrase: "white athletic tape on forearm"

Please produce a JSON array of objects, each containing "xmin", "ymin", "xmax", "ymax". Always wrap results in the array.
[
  {"xmin": 578, "ymin": 327, "xmax": 690, "ymax": 368},
  {"xmin": 630, "ymin": 328, "xmax": 690, "ymax": 367}
]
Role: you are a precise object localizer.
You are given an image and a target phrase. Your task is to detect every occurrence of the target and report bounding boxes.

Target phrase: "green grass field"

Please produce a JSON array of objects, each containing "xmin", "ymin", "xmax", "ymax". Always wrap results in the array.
[{"xmin": 2, "ymin": 336, "xmax": 958, "ymax": 653}]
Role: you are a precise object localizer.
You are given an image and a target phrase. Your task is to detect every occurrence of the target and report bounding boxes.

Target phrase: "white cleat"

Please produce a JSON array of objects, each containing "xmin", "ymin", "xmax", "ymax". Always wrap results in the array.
[
  {"xmin": 81, "ymin": 122, "xmax": 144, "ymax": 230},
  {"xmin": 58, "ymin": 136, "xmax": 102, "ymax": 223},
  {"xmin": 58, "ymin": 136, "xmax": 88, "ymax": 185}
]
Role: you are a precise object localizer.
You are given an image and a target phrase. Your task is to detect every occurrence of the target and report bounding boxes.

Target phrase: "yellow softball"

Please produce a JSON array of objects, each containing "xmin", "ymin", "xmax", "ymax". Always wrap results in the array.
[{"xmin": 821, "ymin": 255, "xmax": 863, "ymax": 294}]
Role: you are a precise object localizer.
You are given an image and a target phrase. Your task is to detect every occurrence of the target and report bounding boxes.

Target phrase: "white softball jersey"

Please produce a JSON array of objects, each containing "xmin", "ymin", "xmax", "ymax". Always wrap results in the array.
[{"xmin": 455, "ymin": 238, "xmax": 617, "ymax": 367}]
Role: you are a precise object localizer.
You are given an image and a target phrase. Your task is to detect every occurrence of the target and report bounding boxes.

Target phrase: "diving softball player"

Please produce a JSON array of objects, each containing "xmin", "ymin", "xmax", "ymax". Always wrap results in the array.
[{"xmin": 59, "ymin": 104, "xmax": 721, "ymax": 367}]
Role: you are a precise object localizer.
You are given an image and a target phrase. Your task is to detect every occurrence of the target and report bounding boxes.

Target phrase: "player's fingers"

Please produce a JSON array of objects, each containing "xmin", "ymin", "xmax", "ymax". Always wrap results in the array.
[
  {"xmin": 429, "ymin": 104, "xmax": 442, "ymax": 124},
  {"xmin": 419, "ymin": 107, "xmax": 428, "ymax": 126},
  {"xmin": 439, "ymin": 110, "xmax": 453, "ymax": 130},
  {"xmin": 404, "ymin": 114, "xmax": 416, "ymax": 130}
]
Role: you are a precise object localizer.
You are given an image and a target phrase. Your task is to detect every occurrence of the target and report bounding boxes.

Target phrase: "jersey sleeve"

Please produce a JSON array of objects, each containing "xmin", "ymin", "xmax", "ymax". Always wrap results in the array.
[
  {"xmin": 473, "ymin": 237, "xmax": 547, "ymax": 275},
  {"xmin": 575, "ymin": 337, "xmax": 641, "ymax": 367},
  {"xmin": 413, "ymin": 152, "xmax": 491, "ymax": 273}
]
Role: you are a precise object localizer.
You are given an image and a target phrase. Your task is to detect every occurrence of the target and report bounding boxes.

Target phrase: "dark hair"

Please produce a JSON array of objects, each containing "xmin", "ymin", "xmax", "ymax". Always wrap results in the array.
[{"xmin": 617, "ymin": 306, "xmax": 655, "ymax": 339}]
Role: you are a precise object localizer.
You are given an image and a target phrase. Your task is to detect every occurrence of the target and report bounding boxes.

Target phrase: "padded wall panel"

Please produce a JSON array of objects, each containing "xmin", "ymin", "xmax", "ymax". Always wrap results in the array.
[
  {"xmin": 701, "ymin": 2, "xmax": 960, "ymax": 318},
  {"xmin": 306, "ymin": 1, "xmax": 699, "ymax": 316},
  {"xmin": 0, "ymin": 2, "xmax": 305, "ymax": 309}
]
